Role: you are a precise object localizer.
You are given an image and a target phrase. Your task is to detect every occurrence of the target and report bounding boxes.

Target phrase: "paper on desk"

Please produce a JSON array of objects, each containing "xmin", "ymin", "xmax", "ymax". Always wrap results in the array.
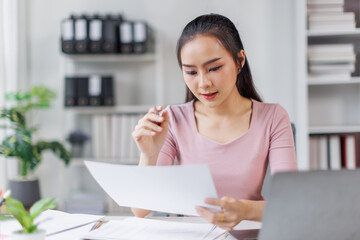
[
  {"xmin": 85, "ymin": 161, "xmax": 220, "ymax": 216},
  {"xmin": 82, "ymin": 217, "xmax": 226, "ymax": 240},
  {"xmin": 0, "ymin": 210, "xmax": 103, "ymax": 238},
  {"xmin": 37, "ymin": 210, "xmax": 103, "ymax": 236}
]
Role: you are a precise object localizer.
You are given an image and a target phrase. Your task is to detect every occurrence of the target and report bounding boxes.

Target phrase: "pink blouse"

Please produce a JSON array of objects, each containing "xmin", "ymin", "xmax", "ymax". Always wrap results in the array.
[{"xmin": 157, "ymin": 99, "xmax": 297, "ymax": 200}]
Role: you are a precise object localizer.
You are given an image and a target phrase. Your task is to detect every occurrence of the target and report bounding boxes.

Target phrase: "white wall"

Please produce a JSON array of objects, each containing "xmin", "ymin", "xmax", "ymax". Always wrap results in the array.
[{"xmin": 24, "ymin": 0, "xmax": 297, "ymax": 199}]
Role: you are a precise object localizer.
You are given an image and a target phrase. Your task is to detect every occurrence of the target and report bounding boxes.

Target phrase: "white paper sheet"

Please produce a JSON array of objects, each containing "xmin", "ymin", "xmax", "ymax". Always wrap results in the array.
[
  {"xmin": 82, "ymin": 217, "xmax": 227, "ymax": 240},
  {"xmin": 85, "ymin": 161, "xmax": 220, "ymax": 216},
  {"xmin": 37, "ymin": 210, "xmax": 103, "ymax": 236},
  {"xmin": 0, "ymin": 210, "xmax": 103, "ymax": 239}
]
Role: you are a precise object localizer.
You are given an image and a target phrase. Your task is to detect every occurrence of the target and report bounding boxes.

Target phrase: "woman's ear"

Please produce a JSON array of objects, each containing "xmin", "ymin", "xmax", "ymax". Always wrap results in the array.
[{"xmin": 237, "ymin": 50, "xmax": 246, "ymax": 69}]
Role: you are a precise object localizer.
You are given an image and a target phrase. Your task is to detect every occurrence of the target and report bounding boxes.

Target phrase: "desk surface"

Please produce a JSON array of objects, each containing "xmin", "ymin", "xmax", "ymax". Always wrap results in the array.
[
  {"xmin": 0, "ymin": 214, "xmax": 261, "ymax": 240},
  {"xmin": 103, "ymin": 216, "xmax": 261, "ymax": 240}
]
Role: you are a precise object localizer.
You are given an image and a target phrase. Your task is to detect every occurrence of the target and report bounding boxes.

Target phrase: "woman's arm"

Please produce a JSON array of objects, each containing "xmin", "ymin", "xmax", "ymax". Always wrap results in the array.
[{"xmin": 196, "ymin": 197, "xmax": 264, "ymax": 231}]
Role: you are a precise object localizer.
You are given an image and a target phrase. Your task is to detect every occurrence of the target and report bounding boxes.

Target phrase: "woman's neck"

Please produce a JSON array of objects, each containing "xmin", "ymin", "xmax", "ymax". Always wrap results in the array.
[{"xmin": 195, "ymin": 91, "xmax": 250, "ymax": 119}]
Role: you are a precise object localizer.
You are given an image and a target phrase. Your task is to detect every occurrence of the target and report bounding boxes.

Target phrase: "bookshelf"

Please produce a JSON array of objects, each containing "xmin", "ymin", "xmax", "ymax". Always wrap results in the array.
[
  {"xmin": 296, "ymin": 0, "xmax": 360, "ymax": 170},
  {"xmin": 58, "ymin": 33, "xmax": 164, "ymax": 214}
]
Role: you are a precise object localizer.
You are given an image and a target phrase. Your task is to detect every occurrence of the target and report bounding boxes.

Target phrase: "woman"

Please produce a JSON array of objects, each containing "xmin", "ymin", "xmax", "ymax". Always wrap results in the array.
[{"xmin": 132, "ymin": 13, "xmax": 297, "ymax": 230}]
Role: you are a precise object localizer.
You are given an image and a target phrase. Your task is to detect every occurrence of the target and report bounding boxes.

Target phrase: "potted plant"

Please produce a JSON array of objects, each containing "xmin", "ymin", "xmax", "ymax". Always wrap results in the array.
[
  {"xmin": 0, "ymin": 86, "xmax": 71, "ymax": 208},
  {"xmin": 4, "ymin": 197, "xmax": 56, "ymax": 240}
]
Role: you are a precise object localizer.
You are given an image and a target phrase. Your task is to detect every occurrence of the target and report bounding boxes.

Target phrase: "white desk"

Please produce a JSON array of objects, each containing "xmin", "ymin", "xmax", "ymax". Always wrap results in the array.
[{"xmin": 0, "ymin": 214, "xmax": 261, "ymax": 240}]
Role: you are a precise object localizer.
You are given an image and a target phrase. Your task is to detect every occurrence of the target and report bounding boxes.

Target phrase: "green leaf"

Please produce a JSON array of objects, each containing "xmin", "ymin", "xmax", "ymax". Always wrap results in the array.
[
  {"xmin": 4, "ymin": 198, "xmax": 31, "ymax": 230},
  {"xmin": 27, "ymin": 225, "xmax": 37, "ymax": 233},
  {"xmin": 30, "ymin": 198, "xmax": 56, "ymax": 221}
]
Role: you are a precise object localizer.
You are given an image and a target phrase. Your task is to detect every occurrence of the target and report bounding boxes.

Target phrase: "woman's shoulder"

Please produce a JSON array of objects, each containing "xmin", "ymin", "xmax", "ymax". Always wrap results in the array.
[
  {"xmin": 164, "ymin": 101, "xmax": 194, "ymax": 123},
  {"xmin": 252, "ymin": 99, "xmax": 289, "ymax": 119}
]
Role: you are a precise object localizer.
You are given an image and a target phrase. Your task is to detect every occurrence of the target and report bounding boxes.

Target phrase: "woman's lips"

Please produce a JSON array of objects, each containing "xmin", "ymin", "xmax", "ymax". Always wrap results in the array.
[{"xmin": 202, "ymin": 92, "xmax": 217, "ymax": 100}]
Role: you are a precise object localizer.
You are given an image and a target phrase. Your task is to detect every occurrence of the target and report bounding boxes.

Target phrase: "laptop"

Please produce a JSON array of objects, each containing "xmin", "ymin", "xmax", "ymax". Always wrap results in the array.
[{"xmin": 230, "ymin": 169, "xmax": 360, "ymax": 240}]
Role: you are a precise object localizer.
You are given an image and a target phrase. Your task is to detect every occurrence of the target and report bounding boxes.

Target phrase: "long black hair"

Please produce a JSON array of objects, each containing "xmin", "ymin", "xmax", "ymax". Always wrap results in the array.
[{"xmin": 176, "ymin": 13, "xmax": 262, "ymax": 102}]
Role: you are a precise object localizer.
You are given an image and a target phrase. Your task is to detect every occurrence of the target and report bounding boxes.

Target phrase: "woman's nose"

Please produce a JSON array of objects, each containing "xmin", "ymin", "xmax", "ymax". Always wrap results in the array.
[{"xmin": 198, "ymin": 73, "xmax": 212, "ymax": 89}]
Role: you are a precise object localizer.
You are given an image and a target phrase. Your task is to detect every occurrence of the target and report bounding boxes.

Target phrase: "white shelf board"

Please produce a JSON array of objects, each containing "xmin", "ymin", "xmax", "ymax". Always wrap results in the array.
[
  {"xmin": 307, "ymin": 28, "xmax": 360, "ymax": 37},
  {"xmin": 62, "ymin": 53, "xmax": 156, "ymax": 62},
  {"xmin": 309, "ymin": 125, "xmax": 360, "ymax": 134},
  {"xmin": 70, "ymin": 158, "xmax": 138, "ymax": 167},
  {"xmin": 308, "ymin": 77, "xmax": 360, "ymax": 86},
  {"xmin": 64, "ymin": 104, "xmax": 152, "ymax": 115}
]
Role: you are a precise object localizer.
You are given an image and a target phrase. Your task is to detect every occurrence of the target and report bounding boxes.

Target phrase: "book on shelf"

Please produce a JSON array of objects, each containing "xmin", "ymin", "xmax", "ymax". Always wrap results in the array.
[
  {"xmin": 103, "ymin": 115, "xmax": 112, "ymax": 158},
  {"xmin": 89, "ymin": 113, "xmax": 143, "ymax": 162},
  {"xmin": 309, "ymin": 133, "xmax": 360, "ymax": 170},
  {"xmin": 64, "ymin": 75, "xmax": 115, "ymax": 107},
  {"xmin": 308, "ymin": 12, "xmax": 355, "ymax": 22},
  {"xmin": 308, "ymin": 43, "xmax": 354, "ymax": 54},
  {"xmin": 129, "ymin": 114, "xmax": 141, "ymax": 164},
  {"xmin": 307, "ymin": 6, "xmax": 344, "ymax": 13},
  {"xmin": 110, "ymin": 114, "xmax": 121, "ymax": 158},
  {"xmin": 343, "ymin": 135, "xmax": 356, "ymax": 169},
  {"xmin": 308, "ymin": 44, "xmax": 355, "ymax": 80},
  {"xmin": 74, "ymin": 16, "xmax": 89, "ymax": 54},
  {"xmin": 307, "ymin": 0, "xmax": 344, "ymax": 4},
  {"xmin": 318, "ymin": 135, "xmax": 328, "ymax": 170},
  {"xmin": 307, "ymin": 0, "xmax": 357, "ymax": 31},
  {"xmin": 308, "ymin": 22, "xmax": 356, "ymax": 31},
  {"xmin": 89, "ymin": 15, "xmax": 104, "ymax": 53},
  {"xmin": 92, "ymin": 115, "xmax": 106, "ymax": 158},
  {"xmin": 308, "ymin": 52, "xmax": 356, "ymax": 63},
  {"xmin": 309, "ymin": 63, "xmax": 355, "ymax": 74},
  {"xmin": 308, "ymin": 72, "xmax": 352, "ymax": 82},
  {"xmin": 119, "ymin": 114, "xmax": 132, "ymax": 159},
  {"xmin": 329, "ymin": 135, "xmax": 342, "ymax": 170},
  {"xmin": 309, "ymin": 136, "xmax": 319, "ymax": 170}
]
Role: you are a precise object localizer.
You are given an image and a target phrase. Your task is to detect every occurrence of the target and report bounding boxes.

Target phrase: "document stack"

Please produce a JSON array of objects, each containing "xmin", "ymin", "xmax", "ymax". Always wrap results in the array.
[
  {"xmin": 307, "ymin": 44, "xmax": 356, "ymax": 83},
  {"xmin": 61, "ymin": 13, "xmax": 155, "ymax": 54},
  {"xmin": 91, "ymin": 113, "xmax": 143, "ymax": 163},
  {"xmin": 64, "ymin": 75, "xmax": 114, "ymax": 107},
  {"xmin": 307, "ymin": 0, "xmax": 356, "ymax": 31}
]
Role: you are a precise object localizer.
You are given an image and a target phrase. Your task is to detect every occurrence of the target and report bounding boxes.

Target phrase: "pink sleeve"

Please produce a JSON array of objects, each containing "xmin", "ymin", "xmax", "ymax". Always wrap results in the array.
[{"xmin": 268, "ymin": 105, "xmax": 298, "ymax": 175}]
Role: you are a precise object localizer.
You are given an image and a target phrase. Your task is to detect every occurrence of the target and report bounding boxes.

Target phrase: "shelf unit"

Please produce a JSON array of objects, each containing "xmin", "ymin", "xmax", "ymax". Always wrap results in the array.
[
  {"xmin": 307, "ymin": 28, "xmax": 360, "ymax": 132},
  {"xmin": 58, "ymin": 34, "xmax": 164, "ymax": 214},
  {"xmin": 296, "ymin": 0, "xmax": 360, "ymax": 170}
]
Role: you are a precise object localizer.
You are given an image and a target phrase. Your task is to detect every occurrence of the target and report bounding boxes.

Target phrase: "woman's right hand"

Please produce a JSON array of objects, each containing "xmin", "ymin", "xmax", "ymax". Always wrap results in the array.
[{"xmin": 132, "ymin": 106, "xmax": 169, "ymax": 165}]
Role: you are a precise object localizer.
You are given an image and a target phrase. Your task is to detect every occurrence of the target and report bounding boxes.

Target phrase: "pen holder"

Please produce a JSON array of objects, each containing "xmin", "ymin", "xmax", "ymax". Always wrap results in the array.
[
  {"xmin": 71, "ymin": 142, "xmax": 85, "ymax": 158},
  {"xmin": 8, "ymin": 178, "xmax": 41, "ymax": 209}
]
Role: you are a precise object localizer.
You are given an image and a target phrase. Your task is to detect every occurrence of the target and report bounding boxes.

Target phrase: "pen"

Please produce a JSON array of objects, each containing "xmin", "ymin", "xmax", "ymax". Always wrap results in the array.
[
  {"xmin": 154, "ymin": 106, "xmax": 162, "ymax": 126},
  {"xmin": 0, "ymin": 190, "xmax": 11, "ymax": 206},
  {"xmin": 90, "ymin": 220, "xmax": 104, "ymax": 231}
]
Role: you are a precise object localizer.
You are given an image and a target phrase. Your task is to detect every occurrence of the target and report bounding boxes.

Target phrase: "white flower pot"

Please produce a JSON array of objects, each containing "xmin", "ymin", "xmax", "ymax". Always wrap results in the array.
[{"xmin": 11, "ymin": 229, "xmax": 45, "ymax": 240}]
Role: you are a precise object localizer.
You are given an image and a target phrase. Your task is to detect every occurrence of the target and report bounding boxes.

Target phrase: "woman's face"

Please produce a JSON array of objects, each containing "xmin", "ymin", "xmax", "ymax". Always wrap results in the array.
[{"xmin": 180, "ymin": 35, "xmax": 241, "ymax": 108}]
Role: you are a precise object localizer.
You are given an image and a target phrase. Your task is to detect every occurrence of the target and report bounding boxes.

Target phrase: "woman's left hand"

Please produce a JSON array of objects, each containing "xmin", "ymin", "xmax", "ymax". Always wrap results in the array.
[{"xmin": 195, "ymin": 197, "xmax": 247, "ymax": 231}]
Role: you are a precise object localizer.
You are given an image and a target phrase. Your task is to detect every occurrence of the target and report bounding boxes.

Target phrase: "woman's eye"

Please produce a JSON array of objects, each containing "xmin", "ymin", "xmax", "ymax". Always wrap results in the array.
[
  {"xmin": 186, "ymin": 71, "xmax": 197, "ymax": 75},
  {"xmin": 209, "ymin": 65, "xmax": 222, "ymax": 72}
]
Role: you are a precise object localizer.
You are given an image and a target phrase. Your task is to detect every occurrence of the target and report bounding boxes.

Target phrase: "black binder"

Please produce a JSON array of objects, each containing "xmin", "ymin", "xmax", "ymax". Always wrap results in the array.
[
  {"xmin": 64, "ymin": 77, "xmax": 77, "ymax": 106},
  {"xmin": 77, "ymin": 77, "xmax": 90, "ymax": 106},
  {"xmin": 89, "ymin": 15, "xmax": 104, "ymax": 54},
  {"xmin": 102, "ymin": 76, "xmax": 114, "ymax": 106},
  {"xmin": 133, "ymin": 21, "xmax": 149, "ymax": 54},
  {"xmin": 119, "ymin": 21, "xmax": 133, "ymax": 54},
  {"xmin": 88, "ymin": 75, "xmax": 103, "ymax": 106},
  {"xmin": 102, "ymin": 14, "xmax": 122, "ymax": 53},
  {"xmin": 61, "ymin": 16, "xmax": 76, "ymax": 54},
  {"xmin": 74, "ymin": 15, "xmax": 89, "ymax": 54}
]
